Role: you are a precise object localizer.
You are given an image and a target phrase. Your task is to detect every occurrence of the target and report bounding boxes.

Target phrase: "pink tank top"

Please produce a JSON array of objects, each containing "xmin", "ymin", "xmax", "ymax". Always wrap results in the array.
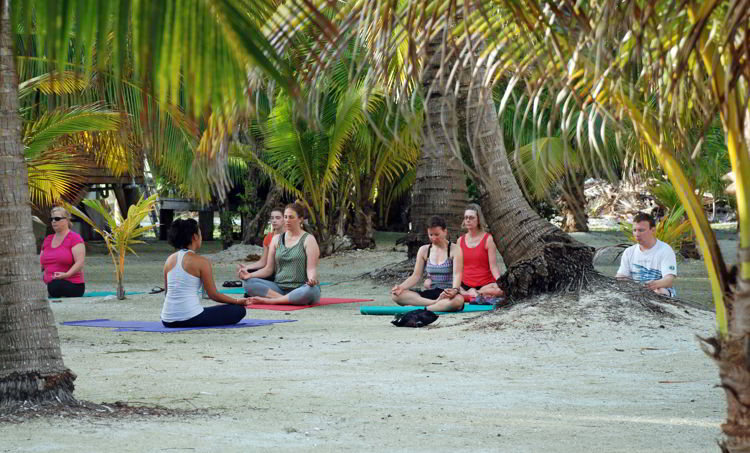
[
  {"xmin": 40, "ymin": 231, "xmax": 85, "ymax": 284},
  {"xmin": 460, "ymin": 233, "xmax": 495, "ymax": 288}
]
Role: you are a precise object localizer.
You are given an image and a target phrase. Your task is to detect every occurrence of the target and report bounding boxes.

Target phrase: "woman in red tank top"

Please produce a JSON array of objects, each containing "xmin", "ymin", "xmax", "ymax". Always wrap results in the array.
[{"xmin": 458, "ymin": 204, "xmax": 504, "ymax": 298}]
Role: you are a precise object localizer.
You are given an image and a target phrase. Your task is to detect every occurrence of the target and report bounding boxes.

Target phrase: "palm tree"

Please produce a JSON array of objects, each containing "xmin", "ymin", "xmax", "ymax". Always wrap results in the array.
[
  {"xmin": 342, "ymin": 95, "xmax": 421, "ymax": 249},
  {"xmin": 251, "ymin": 3, "xmax": 749, "ymax": 447},
  {"xmin": 447, "ymin": 1, "xmax": 747, "ymax": 449},
  {"xmin": 1, "ymin": 0, "xmax": 293, "ymax": 406},
  {"xmin": 406, "ymin": 34, "xmax": 470, "ymax": 257},
  {"xmin": 0, "ymin": 0, "xmax": 77, "ymax": 404},
  {"xmin": 238, "ymin": 81, "xmax": 376, "ymax": 252}
]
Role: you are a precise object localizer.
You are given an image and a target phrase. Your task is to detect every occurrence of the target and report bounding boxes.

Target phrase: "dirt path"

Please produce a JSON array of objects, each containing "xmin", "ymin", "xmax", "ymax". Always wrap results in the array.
[{"xmin": 0, "ymin": 232, "xmax": 727, "ymax": 452}]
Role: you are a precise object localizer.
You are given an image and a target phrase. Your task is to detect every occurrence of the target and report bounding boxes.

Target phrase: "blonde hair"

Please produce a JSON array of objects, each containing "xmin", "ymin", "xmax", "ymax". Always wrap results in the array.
[
  {"xmin": 50, "ymin": 206, "xmax": 72, "ymax": 229},
  {"xmin": 462, "ymin": 203, "xmax": 486, "ymax": 232}
]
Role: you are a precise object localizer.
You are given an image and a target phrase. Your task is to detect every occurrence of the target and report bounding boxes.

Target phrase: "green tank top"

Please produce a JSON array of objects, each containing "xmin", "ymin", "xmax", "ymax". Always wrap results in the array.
[{"xmin": 274, "ymin": 232, "xmax": 309, "ymax": 289}]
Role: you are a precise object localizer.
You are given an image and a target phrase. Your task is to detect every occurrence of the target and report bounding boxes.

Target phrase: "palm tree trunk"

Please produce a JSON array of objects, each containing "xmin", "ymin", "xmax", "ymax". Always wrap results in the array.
[
  {"xmin": 242, "ymin": 185, "xmax": 282, "ymax": 245},
  {"xmin": 703, "ymin": 114, "xmax": 750, "ymax": 452},
  {"xmin": 560, "ymin": 172, "xmax": 589, "ymax": 232},
  {"xmin": 461, "ymin": 72, "xmax": 595, "ymax": 299},
  {"xmin": 0, "ymin": 0, "xmax": 75, "ymax": 405},
  {"xmin": 703, "ymin": 249, "xmax": 750, "ymax": 452},
  {"xmin": 406, "ymin": 37, "xmax": 469, "ymax": 257}
]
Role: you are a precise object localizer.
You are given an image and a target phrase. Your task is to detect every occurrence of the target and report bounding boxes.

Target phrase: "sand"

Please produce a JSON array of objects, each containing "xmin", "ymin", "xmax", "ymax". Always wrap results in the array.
[{"xmin": 0, "ymin": 231, "xmax": 728, "ymax": 452}]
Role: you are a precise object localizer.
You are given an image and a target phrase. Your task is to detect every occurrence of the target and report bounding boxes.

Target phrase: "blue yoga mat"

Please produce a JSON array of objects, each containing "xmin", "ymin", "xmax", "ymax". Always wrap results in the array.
[
  {"xmin": 359, "ymin": 304, "xmax": 495, "ymax": 315},
  {"xmin": 61, "ymin": 318, "xmax": 295, "ymax": 332}
]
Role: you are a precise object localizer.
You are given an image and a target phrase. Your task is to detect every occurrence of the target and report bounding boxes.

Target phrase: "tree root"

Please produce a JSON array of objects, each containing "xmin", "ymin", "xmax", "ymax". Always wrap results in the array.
[
  {"xmin": 499, "ymin": 231, "xmax": 597, "ymax": 299},
  {"xmin": 0, "ymin": 399, "xmax": 202, "ymax": 424}
]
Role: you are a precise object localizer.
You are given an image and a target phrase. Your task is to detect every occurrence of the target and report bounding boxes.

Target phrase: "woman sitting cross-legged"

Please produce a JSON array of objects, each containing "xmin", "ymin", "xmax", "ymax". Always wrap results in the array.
[
  {"xmin": 239, "ymin": 203, "xmax": 321, "ymax": 305},
  {"xmin": 161, "ymin": 219, "xmax": 248, "ymax": 328},
  {"xmin": 458, "ymin": 204, "xmax": 504, "ymax": 299},
  {"xmin": 391, "ymin": 216, "xmax": 465, "ymax": 312},
  {"xmin": 40, "ymin": 206, "xmax": 86, "ymax": 298}
]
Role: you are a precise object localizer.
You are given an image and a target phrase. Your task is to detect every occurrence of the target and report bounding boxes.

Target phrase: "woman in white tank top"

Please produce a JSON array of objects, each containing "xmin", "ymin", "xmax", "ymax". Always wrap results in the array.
[{"xmin": 161, "ymin": 219, "xmax": 248, "ymax": 327}]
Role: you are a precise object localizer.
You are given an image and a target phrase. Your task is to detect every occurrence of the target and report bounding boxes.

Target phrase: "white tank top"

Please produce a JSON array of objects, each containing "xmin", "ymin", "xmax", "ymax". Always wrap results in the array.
[{"xmin": 161, "ymin": 250, "xmax": 204, "ymax": 322}]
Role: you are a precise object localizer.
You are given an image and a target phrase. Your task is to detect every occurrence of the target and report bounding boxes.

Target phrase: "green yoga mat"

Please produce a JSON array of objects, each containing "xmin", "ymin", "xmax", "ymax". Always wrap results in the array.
[
  {"xmin": 359, "ymin": 304, "xmax": 494, "ymax": 315},
  {"xmin": 48, "ymin": 290, "xmax": 146, "ymax": 299},
  {"xmin": 83, "ymin": 290, "xmax": 145, "ymax": 297}
]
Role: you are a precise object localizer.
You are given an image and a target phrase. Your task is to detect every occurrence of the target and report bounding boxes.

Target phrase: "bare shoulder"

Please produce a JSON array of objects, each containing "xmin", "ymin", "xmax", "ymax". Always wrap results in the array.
[
  {"xmin": 164, "ymin": 252, "xmax": 178, "ymax": 270},
  {"xmin": 192, "ymin": 253, "xmax": 211, "ymax": 267}
]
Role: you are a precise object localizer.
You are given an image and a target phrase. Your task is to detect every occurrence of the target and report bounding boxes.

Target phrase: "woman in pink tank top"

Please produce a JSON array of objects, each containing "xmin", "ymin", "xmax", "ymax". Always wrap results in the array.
[
  {"xmin": 458, "ymin": 204, "xmax": 504, "ymax": 298},
  {"xmin": 39, "ymin": 206, "xmax": 86, "ymax": 297}
]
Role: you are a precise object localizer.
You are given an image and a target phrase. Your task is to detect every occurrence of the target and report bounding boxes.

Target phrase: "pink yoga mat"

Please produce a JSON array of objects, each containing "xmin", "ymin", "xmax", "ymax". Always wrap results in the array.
[{"xmin": 246, "ymin": 297, "xmax": 373, "ymax": 311}]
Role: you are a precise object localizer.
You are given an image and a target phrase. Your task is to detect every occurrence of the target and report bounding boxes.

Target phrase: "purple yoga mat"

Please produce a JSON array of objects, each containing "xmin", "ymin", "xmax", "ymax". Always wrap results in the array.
[{"xmin": 61, "ymin": 318, "xmax": 295, "ymax": 332}]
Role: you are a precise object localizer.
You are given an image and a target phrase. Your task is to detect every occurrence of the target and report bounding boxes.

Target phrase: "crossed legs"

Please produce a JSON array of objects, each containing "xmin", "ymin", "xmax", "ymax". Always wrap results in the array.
[
  {"xmin": 391, "ymin": 289, "xmax": 464, "ymax": 312},
  {"xmin": 243, "ymin": 278, "xmax": 321, "ymax": 305}
]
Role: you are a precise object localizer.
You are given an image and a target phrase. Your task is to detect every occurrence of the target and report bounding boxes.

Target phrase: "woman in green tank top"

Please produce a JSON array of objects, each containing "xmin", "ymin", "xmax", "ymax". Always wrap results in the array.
[{"xmin": 239, "ymin": 203, "xmax": 321, "ymax": 305}]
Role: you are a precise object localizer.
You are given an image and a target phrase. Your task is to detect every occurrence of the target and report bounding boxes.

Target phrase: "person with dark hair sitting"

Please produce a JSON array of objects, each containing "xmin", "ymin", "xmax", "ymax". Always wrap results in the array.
[
  {"xmin": 390, "ymin": 216, "xmax": 465, "ymax": 312},
  {"xmin": 161, "ymin": 218, "xmax": 248, "ymax": 328},
  {"xmin": 239, "ymin": 203, "xmax": 321, "ymax": 305},
  {"xmin": 616, "ymin": 212, "xmax": 677, "ymax": 297},
  {"xmin": 237, "ymin": 207, "xmax": 286, "ymax": 276}
]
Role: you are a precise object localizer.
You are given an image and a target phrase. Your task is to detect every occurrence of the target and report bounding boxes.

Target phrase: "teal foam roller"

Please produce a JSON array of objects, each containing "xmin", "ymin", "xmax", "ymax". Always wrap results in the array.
[{"xmin": 359, "ymin": 304, "xmax": 494, "ymax": 315}]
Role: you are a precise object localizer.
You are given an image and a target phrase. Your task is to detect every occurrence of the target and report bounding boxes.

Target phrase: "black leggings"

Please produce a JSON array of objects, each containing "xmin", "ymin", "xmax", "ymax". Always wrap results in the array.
[
  {"xmin": 162, "ymin": 304, "xmax": 246, "ymax": 328},
  {"xmin": 47, "ymin": 280, "xmax": 85, "ymax": 298}
]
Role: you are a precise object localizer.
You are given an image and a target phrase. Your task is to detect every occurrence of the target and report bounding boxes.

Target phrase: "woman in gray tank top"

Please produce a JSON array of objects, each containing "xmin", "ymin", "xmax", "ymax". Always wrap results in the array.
[
  {"xmin": 390, "ymin": 216, "xmax": 465, "ymax": 312},
  {"xmin": 239, "ymin": 203, "xmax": 321, "ymax": 305}
]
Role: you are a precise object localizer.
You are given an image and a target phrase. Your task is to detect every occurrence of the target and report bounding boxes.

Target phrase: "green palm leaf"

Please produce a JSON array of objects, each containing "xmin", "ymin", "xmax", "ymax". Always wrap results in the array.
[{"xmin": 23, "ymin": 104, "xmax": 122, "ymax": 159}]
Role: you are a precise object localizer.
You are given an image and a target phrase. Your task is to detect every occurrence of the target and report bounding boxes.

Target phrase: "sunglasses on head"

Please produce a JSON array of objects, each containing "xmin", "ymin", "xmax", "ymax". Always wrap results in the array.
[{"xmin": 50, "ymin": 216, "xmax": 66, "ymax": 222}]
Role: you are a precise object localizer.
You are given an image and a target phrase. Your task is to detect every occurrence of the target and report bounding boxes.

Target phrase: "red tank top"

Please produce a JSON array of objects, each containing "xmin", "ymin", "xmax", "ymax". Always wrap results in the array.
[{"xmin": 460, "ymin": 233, "xmax": 495, "ymax": 288}]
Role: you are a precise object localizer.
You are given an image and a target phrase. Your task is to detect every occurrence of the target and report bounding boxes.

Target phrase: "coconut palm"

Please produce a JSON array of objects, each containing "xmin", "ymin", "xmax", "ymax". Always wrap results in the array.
[
  {"xmin": 249, "ymin": 2, "xmax": 750, "ymax": 447},
  {"xmin": 67, "ymin": 194, "xmax": 159, "ymax": 300},
  {"xmin": 236, "ymin": 81, "xmax": 374, "ymax": 252},
  {"xmin": 1, "ymin": 0, "xmax": 293, "ymax": 406},
  {"xmin": 340, "ymin": 95, "xmax": 421, "ymax": 249},
  {"xmin": 22, "ymin": 105, "xmax": 124, "ymax": 206},
  {"xmin": 445, "ymin": 1, "xmax": 748, "ymax": 449}
]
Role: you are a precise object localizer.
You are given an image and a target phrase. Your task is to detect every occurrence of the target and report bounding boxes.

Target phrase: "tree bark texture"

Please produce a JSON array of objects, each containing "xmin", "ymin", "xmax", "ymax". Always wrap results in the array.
[
  {"xmin": 706, "ymin": 107, "xmax": 750, "ymax": 453},
  {"xmin": 351, "ymin": 200, "xmax": 376, "ymax": 249},
  {"xmin": 702, "ymin": 249, "xmax": 750, "ymax": 452},
  {"xmin": 242, "ymin": 184, "xmax": 283, "ymax": 245},
  {"xmin": 560, "ymin": 172, "xmax": 589, "ymax": 232},
  {"xmin": 0, "ymin": 0, "xmax": 75, "ymax": 405},
  {"xmin": 460, "ymin": 66, "xmax": 595, "ymax": 299},
  {"xmin": 407, "ymin": 36, "xmax": 469, "ymax": 258},
  {"xmin": 350, "ymin": 173, "xmax": 376, "ymax": 249}
]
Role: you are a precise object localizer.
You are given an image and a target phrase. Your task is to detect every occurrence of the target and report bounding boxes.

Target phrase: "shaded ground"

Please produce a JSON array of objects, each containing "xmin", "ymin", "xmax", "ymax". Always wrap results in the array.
[{"xmin": 0, "ymin": 230, "xmax": 731, "ymax": 452}]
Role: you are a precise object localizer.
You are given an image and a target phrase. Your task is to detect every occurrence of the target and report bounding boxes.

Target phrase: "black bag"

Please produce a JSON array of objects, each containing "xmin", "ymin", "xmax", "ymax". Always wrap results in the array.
[{"xmin": 391, "ymin": 308, "xmax": 439, "ymax": 328}]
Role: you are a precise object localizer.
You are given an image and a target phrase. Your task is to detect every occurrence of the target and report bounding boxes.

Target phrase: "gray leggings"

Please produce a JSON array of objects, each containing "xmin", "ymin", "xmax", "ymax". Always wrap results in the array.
[{"xmin": 244, "ymin": 278, "xmax": 321, "ymax": 305}]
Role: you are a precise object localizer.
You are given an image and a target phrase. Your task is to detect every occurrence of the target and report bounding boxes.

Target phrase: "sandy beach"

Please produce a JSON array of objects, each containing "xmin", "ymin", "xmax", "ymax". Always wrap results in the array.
[{"xmin": 0, "ymin": 230, "xmax": 730, "ymax": 452}]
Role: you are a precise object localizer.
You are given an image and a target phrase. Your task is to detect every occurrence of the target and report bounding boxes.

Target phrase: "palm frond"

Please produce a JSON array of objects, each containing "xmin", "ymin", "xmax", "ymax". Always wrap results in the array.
[
  {"xmin": 22, "ymin": 104, "xmax": 123, "ymax": 158},
  {"xmin": 16, "ymin": 0, "xmax": 295, "ymax": 117}
]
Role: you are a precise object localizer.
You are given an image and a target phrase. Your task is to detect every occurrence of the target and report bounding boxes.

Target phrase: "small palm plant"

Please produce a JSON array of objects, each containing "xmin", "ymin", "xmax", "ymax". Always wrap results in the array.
[{"xmin": 66, "ymin": 194, "xmax": 159, "ymax": 300}]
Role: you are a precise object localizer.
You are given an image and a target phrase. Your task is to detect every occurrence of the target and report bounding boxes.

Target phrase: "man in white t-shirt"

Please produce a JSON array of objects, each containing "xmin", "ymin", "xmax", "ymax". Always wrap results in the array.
[{"xmin": 616, "ymin": 212, "xmax": 677, "ymax": 297}]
